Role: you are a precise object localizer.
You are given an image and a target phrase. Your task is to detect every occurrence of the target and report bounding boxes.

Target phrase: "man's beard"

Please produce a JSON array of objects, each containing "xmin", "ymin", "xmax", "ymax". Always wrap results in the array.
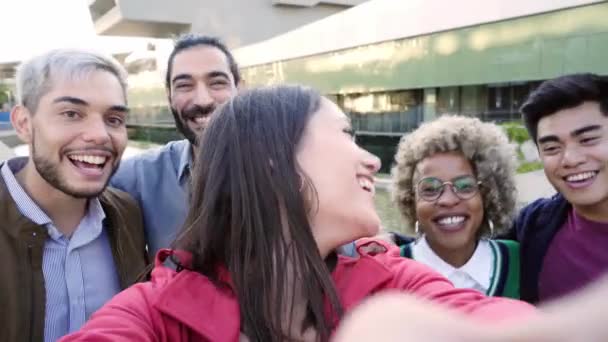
[
  {"xmin": 170, "ymin": 103, "xmax": 216, "ymax": 146},
  {"xmin": 31, "ymin": 134, "xmax": 118, "ymax": 199}
]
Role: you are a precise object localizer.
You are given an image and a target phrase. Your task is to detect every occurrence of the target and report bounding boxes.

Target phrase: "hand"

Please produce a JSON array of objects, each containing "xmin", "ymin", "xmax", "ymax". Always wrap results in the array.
[
  {"xmin": 334, "ymin": 276, "xmax": 608, "ymax": 342},
  {"xmin": 333, "ymin": 292, "xmax": 497, "ymax": 342},
  {"xmin": 355, "ymin": 234, "xmax": 399, "ymax": 256}
]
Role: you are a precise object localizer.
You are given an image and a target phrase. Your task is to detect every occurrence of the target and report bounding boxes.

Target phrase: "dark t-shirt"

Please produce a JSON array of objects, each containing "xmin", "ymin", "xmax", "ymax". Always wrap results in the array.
[{"xmin": 539, "ymin": 208, "xmax": 608, "ymax": 301}]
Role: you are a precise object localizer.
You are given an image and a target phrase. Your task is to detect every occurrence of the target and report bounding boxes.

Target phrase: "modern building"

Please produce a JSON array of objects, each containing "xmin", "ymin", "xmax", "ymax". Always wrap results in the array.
[
  {"xmin": 87, "ymin": 0, "xmax": 368, "ymax": 47},
  {"xmin": 90, "ymin": 0, "xmax": 608, "ymax": 171}
]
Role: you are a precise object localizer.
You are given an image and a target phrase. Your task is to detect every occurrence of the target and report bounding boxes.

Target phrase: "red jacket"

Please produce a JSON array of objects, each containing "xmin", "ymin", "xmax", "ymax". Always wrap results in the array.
[{"xmin": 62, "ymin": 245, "xmax": 534, "ymax": 342}]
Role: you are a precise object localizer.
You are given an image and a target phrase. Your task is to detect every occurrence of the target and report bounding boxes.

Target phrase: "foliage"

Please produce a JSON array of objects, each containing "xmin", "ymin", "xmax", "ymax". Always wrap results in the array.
[
  {"xmin": 501, "ymin": 121, "xmax": 530, "ymax": 145},
  {"xmin": 0, "ymin": 84, "xmax": 10, "ymax": 105},
  {"xmin": 517, "ymin": 161, "xmax": 543, "ymax": 174},
  {"xmin": 500, "ymin": 121, "xmax": 542, "ymax": 174}
]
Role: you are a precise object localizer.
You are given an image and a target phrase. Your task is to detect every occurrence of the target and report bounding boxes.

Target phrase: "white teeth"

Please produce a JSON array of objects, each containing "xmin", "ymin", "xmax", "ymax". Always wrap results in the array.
[
  {"xmin": 437, "ymin": 216, "xmax": 466, "ymax": 225},
  {"xmin": 358, "ymin": 177, "xmax": 375, "ymax": 194},
  {"xmin": 69, "ymin": 155, "xmax": 107, "ymax": 165},
  {"xmin": 566, "ymin": 172, "xmax": 596, "ymax": 182}
]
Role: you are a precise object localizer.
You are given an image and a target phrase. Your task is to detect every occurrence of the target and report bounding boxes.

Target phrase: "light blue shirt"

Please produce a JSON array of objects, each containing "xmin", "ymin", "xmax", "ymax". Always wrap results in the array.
[
  {"xmin": 1, "ymin": 159, "xmax": 120, "ymax": 342},
  {"xmin": 110, "ymin": 139, "xmax": 191, "ymax": 258}
]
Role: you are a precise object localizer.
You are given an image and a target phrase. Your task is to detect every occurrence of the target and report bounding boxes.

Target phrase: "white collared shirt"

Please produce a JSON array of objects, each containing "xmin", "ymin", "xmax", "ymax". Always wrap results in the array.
[{"xmin": 411, "ymin": 236, "xmax": 493, "ymax": 294}]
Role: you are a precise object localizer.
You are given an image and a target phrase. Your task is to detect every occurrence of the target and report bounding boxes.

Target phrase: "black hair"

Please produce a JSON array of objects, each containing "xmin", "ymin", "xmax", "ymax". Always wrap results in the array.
[
  {"xmin": 520, "ymin": 73, "xmax": 608, "ymax": 141},
  {"xmin": 165, "ymin": 34, "xmax": 241, "ymax": 90}
]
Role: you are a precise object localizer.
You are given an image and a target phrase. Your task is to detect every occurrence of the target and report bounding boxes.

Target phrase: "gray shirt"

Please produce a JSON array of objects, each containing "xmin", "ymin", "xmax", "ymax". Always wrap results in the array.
[{"xmin": 110, "ymin": 139, "xmax": 191, "ymax": 258}]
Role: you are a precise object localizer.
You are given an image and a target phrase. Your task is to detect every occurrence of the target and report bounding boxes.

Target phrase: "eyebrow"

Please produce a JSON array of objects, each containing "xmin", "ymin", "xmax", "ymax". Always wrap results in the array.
[
  {"xmin": 537, "ymin": 135, "xmax": 560, "ymax": 145},
  {"xmin": 53, "ymin": 96, "xmax": 88, "ymax": 106},
  {"xmin": 538, "ymin": 125, "xmax": 602, "ymax": 144},
  {"xmin": 52, "ymin": 96, "xmax": 129, "ymax": 114},
  {"xmin": 109, "ymin": 105, "xmax": 130, "ymax": 114},
  {"xmin": 572, "ymin": 124, "xmax": 601, "ymax": 137},
  {"xmin": 207, "ymin": 71, "xmax": 230, "ymax": 79},
  {"xmin": 171, "ymin": 74, "xmax": 193, "ymax": 85},
  {"xmin": 171, "ymin": 71, "xmax": 231, "ymax": 85}
]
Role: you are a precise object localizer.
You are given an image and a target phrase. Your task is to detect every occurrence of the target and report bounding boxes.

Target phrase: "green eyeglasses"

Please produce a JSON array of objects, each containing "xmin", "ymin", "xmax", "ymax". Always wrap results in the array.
[{"xmin": 416, "ymin": 175, "xmax": 481, "ymax": 202}]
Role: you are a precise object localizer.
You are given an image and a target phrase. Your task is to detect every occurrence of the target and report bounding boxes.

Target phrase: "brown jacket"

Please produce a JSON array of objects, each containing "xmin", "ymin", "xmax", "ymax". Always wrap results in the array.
[{"xmin": 0, "ymin": 169, "xmax": 149, "ymax": 342}]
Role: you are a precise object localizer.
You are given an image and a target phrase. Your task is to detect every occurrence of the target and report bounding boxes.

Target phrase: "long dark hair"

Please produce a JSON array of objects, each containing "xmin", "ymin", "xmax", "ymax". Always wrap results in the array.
[{"xmin": 174, "ymin": 85, "xmax": 343, "ymax": 341}]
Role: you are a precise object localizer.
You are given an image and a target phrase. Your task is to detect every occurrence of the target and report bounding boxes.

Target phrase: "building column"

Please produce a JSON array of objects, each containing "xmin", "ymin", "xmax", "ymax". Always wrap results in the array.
[{"xmin": 422, "ymin": 88, "xmax": 437, "ymax": 122}]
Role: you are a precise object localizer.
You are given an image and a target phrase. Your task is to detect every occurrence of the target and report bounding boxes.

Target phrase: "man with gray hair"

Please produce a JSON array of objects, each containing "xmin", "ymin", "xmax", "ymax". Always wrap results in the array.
[{"xmin": 0, "ymin": 49, "xmax": 147, "ymax": 342}]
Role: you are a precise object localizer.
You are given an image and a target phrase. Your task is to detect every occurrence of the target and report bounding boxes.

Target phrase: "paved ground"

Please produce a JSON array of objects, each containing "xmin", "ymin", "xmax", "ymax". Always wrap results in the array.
[
  {"xmin": 515, "ymin": 169, "xmax": 555, "ymax": 204},
  {"xmin": 2, "ymin": 134, "xmax": 556, "ymax": 205},
  {"xmin": 0, "ymin": 141, "xmax": 14, "ymax": 162}
]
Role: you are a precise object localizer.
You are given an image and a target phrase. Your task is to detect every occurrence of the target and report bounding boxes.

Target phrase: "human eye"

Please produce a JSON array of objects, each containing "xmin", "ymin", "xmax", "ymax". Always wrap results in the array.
[
  {"xmin": 454, "ymin": 176, "xmax": 477, "ymax": 194},
  {"xmin": 174, "ymin": 82, "xmax": 192, "ymax": 91},
  {"xmin": 540, "ymin": 144, "xmax": 560, "ymax": 155},
  {"xmin": 210, "ymin": 78, "xmax": 229, "ymax": 88},
  {"xmin": 106, "ymin": 115, "xmax": 125, "ymax": 128},
  {"xmin": 580, "ymin": 136, "xmax": 600, "ymax": 145},
  {"xmin": 418, "ymin": 178, "xmax": 442, "ymax": 198},
  {"xmin": 61, "ymin": 110, "xmax": 81, "ymax": 120},
  {"xmin": 343, "ymin": 127, "xmax": 356, "ymax": 140}
]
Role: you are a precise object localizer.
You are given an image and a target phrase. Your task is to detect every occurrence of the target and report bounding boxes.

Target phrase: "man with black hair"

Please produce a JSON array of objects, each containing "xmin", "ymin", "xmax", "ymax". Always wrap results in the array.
[
  {"xmin": 111, "ymin": 34, "xmax": 240, "ymax": 257},
  {"xmin": 509, "ymin": 73, "xmax": 608, "ymax": 303}
]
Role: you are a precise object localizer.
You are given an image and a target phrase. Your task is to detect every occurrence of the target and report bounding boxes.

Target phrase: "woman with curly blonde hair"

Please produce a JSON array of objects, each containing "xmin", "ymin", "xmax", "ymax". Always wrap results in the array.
[{"xmin": 392, "ymin": 115, "xmax": 521, "ymax": 298}]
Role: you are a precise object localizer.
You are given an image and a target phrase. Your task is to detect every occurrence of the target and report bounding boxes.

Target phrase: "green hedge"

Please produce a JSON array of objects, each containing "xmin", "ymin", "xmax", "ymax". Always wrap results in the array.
[{"xmin": 500, "ymin": 122, "xmax": 543, "ymax": 173}]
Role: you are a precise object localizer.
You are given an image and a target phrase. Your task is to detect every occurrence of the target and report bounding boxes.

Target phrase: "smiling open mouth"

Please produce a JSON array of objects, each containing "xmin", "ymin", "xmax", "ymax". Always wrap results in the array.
[
  {"xmin": 564, "ymin": 171, "xmax": 598, "ymax": 183},
  {"xmin": 187, "ymin": 115, "xmax": 207, "ymax": 125},
  {"xmin": 433, "ymin": 215, "xmax": 469, "ymax": 231},
  {"xmin": 357, "ymin": 176, "xmax": 375, "ymax": 194},
  {"xmin": 68, "ymin": 154, "xmax": 108, "ymax": 170}
]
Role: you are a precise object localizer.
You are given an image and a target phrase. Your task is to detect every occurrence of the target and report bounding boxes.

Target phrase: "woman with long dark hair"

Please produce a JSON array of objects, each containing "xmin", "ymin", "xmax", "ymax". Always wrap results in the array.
[{"xmin": 62, "ymin": 85, "xmax": 533, "ymax": 342}]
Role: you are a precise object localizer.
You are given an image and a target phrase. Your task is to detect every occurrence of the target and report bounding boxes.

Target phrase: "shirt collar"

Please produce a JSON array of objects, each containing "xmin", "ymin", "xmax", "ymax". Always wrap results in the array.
[
  {"xmin": 1, "ymin": 157, "xmax": 106, "ymax": 241},
  {"xmin": 1, "ymin": 158, "xmax": 52, "ymax": 226},
  {"xmin": 459, "ymin": 239, "xmax": 492, "ymax": 289},
  {"xmin": 412, "ymin": 237, "xmax": 454, "ymax": 278},
  {"xmin": 413, "ymin": 236, "xmax": 492, "ymax": 290}
]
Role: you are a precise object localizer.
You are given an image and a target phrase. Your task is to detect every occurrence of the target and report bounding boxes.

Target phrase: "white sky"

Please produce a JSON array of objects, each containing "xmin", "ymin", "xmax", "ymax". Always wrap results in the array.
[{"xmin": 0, "ymin": 0, "xmax": 158, "ymax": 63}]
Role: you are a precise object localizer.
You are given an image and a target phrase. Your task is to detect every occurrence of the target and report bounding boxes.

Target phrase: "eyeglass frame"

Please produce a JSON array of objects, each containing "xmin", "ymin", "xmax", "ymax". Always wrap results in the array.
[{"xmin": 415, "ymin": 175, "xmax": 482, "ymax": 202}]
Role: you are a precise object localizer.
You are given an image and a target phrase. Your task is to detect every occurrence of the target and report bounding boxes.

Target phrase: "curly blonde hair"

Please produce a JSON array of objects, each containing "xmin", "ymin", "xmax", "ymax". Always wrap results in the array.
[{"xmin": 391, "ymin": 115, "xmax": 518, "ymax": 237}]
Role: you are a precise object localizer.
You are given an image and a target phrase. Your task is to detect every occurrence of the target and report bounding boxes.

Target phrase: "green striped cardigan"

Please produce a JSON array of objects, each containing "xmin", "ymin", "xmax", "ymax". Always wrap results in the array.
[{"xmin": 400, "ymin": 239, "xmax": 521, "ymax": 299}]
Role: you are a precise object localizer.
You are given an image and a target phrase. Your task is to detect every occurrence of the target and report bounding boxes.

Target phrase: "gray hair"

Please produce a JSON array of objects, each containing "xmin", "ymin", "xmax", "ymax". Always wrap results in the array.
[
  {"xmin": 16, "ymin": 49, "xmax": 128, "ymax": 113},
  {"xmin": 392, "ymin": 115, "xmax": 518, "ymax": 238}
]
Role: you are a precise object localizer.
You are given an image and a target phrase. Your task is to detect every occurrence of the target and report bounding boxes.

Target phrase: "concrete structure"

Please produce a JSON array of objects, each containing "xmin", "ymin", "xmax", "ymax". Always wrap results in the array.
[
  {"xmin": 0, "ymin": 141, "xmax": 14, "ymax": 162},
  {"xmin": 88, "ymin": 0, "xmax": 608, "ymax": 172},
  {"xmin": 236, "ymin": 0, "xmax": 608, "ymax": 171},
  {"xmin": 0, "ymin": 130, "xmax": 18, "ymax": 162},
  {"xmin": 88, "ymin": 0, "xmax": 368, "ymax": 47}
]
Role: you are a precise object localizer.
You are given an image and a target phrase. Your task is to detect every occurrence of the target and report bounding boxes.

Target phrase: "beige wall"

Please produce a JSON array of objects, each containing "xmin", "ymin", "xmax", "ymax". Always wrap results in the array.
[{"xmin": 234, "ymin": 0, "xmax": 605, "ymax": 67}]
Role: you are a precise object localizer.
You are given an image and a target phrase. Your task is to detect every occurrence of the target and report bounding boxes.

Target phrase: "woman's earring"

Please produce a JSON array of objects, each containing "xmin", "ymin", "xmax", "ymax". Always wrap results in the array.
[
  {"xmin": 415, "ymin": 221, "xmax": 422, "ymax": 239},
  {"xmin": 488, "ymin": 219, "xmax": 495, "ymax": 239}
]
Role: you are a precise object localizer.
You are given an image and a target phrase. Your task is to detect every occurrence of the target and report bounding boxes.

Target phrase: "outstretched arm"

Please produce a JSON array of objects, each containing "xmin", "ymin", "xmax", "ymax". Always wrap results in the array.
[
  {"xmin": 335, "ymin": 275, "xmax": 608, "ymax": 342},
  {"xmin": 60, "ymin": 284, "xmax": 158, "ymax": 342}
]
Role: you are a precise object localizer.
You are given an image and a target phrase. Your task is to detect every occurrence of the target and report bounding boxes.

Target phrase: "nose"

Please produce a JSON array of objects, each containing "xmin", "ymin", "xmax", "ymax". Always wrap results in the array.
[
  {"xmin": 193, "ymin": 84, "xmax": 214, "ymax": 107},
  {"xmin": 561, "ymin": 144, "xmax": 586, "ymax": 168},
  {"xmin": 81, "ymin": 115, "xmax": 111, "ymax": 145},
  {"xmin": 363, "ymin": 151, "xmax": 381, "ymax": 174},
  {"xmin": 436, "ymin": 185, "xmax": 460, "ymax": 207}
]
